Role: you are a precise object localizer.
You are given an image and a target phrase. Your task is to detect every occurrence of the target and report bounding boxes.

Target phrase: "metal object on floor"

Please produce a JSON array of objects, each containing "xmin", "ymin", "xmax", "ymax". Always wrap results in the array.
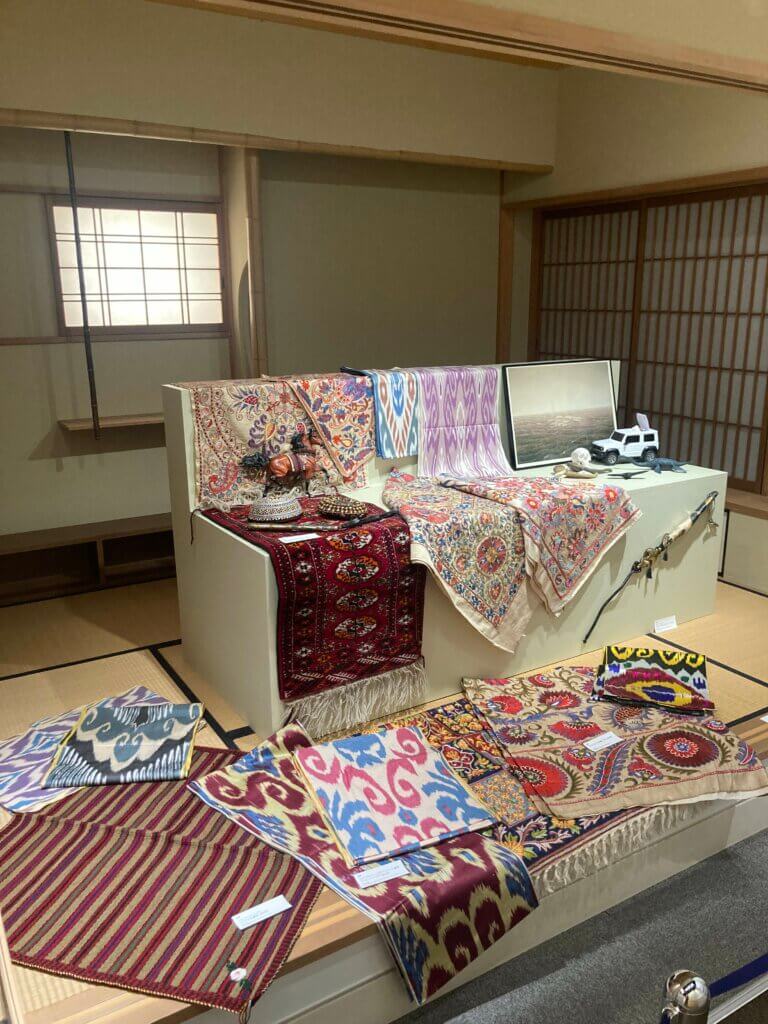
[{"xmin": 660, "ymin": 970, "xmax": 710, "ymax": 1023}]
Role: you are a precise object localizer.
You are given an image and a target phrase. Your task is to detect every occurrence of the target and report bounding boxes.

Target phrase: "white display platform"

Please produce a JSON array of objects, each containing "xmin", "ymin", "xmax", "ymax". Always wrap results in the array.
[{"xmin": 162, "ymin": 383, "xmax": 727, "ymax": 739}]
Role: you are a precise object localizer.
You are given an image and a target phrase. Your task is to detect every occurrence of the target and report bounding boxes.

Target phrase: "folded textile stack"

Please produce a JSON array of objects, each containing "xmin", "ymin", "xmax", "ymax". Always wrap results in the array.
[
  {"xmin": 190, "ymin": 723, "xmax": 537, "ymax": 1004},
  {"xmin": 592, "ymin": 645, "xmax": 714, "ymax": 715},
  {"xmin": 463, "ymin": 666, "xmax": 768, "ymax": 817},
  {"xmin": 294, "ymin": 726, "xmax": 497, "ymax": 865},
  {"xmin": 44, "ymin": 701, "xmax": 204, "ymax": 787},
  {"xmin": 0, "ymin": 686, "xmax": 183, "ymax": 813}
]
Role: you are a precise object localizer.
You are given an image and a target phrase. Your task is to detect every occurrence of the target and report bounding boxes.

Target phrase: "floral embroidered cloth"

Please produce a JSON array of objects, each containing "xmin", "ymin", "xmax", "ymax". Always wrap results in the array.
[
  {"xmin": 294, "ymin": 726, "xmax": 497, "ymax": 866},
  {"xmin": 383, "ymin": 472, "xmax": 532, "ymax": 652},
  {"xmin": 44, "ymin": 702, "xmax": 204, "ymax": 788},
  {"xmin": 184, "ymin": 378, "xmax": 341, "ymax": 509},
  {"xmin": 443, "ymin": 477, "xmax": 641, "ymax": 614},
  {"xmin": 190, "ymin": 724, "xmax": 537, "ymax": 1005},
  {"xmin": 364, "ymin": 368, "xmax": 419, "ymax": 458},
  {"xmin": 414, "ymin": 365, "xmax": 512, "ymax": 478},
  {"xmin": 463, "ymin": 666, "xmax": 768, "ymax": 817},
  {"xmin": 593, "ymin": 645, "xmax": 714, "ymax": 715},
  {"xmin": 276, "ymin": 373, "xmax": 375, "ymax": 485},
  {"xmin": 203, "ymin": 499, "xmax": 425, "ymax": 701},
  {"xmin": 0, "ymin": 686, "xmax": 173, "ymax": 813}
]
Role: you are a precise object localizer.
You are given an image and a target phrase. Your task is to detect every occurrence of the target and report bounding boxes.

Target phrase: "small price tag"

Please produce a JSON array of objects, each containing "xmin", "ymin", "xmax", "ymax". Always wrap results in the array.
[
  {"xmin": 761, "ymin": 714, "xmax": 768, "ymax": 724},
  {"xmin": 654, "ymin": 615, "xmax": 678, "ymax": 633},
  {"xmin": 353, "ymin": 859, "xmax": 409, "ymax": 888},
  {"xmin": 280, "ymin": 532, "xmax": 320, "ymax": 544},
  {"xmin": 231, "ymin": 895, "xmax": 292, "ymax": 930},
  {"xmin": 584, "ymin": 731, "xmax": 623, "ymax": 752}
]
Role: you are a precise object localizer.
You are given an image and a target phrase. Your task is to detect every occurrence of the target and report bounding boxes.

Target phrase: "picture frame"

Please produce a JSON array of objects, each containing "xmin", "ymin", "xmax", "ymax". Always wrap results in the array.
[{"xmin": 502, "ymin": 359, "xmax": 618, "ymax": 469}]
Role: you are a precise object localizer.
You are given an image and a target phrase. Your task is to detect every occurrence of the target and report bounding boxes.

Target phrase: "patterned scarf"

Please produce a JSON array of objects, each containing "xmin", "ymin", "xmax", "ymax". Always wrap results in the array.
[
  {"xmin": 443, "ymin": 476, "xmax": 640, "ymax": 613},
  {"xmin": 382, "ymin": 472, "xmax": 531, "ymax": 653},
  {"xmin": 364, "ymin": 368, "xmax": 419, "ymax": 458},
  {"xmin": 276, "ymin": 374, "xmax": 375, "ymax": 486},
  {"xmin": 414, "ymin": 366, "xmax": 512, "ymax": 478},
  {"xmin": 190, "ymin": 724, "xmax": 537, "ymax": 1004},
  {"xmin": 0, "ymin": 748, "xmax": 321, "ymax": 1016},
  {"xmin": 463, "ymin": 666, "xmax": 768, "ymax": 817},
  {"xmin": 294, "ymin": 726, "xmax": 497, "ymax": 866},
  {"xmin": 44, "ymin": 703, "xmax": 204, "ymax": 788}
]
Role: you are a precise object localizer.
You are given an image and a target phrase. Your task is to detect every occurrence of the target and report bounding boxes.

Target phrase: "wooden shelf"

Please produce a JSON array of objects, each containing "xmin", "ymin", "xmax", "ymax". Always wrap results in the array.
[
  {"xmin": 726, "ymin": 488, "xmax": 768, "ymax": 521},
  {"xmin": 58, "ymin": 413, "xmax": 164, "ymax": 432},
  {"xmin": 0, "ymin": 514, "xmax": 175, "ymax": 605}
]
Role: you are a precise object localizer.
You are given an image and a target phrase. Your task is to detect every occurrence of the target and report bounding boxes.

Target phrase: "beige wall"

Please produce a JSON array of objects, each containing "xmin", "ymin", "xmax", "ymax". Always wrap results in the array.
[
  {"xmin": 461, "ymin": 0, "xmax": 768, "ymax": 64},
  {"xmin": 0, "ymin": 0, "xmax": 558, "ymax": 170},
  {"xmin": 506, "ymin": 68, "xmax": 768, "ymax": 202},
  {"xmin": 260, "ymin": 153, "xmax": 500, "ymax": 374},
  {"xmin": 0, "ymin": 129, "xmax": 230, "ymax": 535}
]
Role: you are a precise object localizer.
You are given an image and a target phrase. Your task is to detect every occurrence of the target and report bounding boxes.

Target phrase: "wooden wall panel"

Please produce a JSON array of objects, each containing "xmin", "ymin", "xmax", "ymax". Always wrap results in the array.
[{"xmin": 529, "ymin": 185, "xmax": 768, "ymax": 491}]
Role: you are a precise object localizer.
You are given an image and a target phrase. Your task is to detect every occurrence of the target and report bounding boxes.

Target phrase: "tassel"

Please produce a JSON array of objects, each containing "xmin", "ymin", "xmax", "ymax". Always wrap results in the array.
[
  {"xmin": 282, "ymin": 659, "xmax": 428, "ymax": 740},
  {"xmin": 530, "ymin": 802, "xmax": 704, "ymax": 901}
]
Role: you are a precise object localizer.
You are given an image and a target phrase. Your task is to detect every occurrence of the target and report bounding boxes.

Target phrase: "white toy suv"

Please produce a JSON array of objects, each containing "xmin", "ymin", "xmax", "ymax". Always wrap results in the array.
[{"xmin": 590, "ymin": 414, "xmax": 659, "ymax": 466}]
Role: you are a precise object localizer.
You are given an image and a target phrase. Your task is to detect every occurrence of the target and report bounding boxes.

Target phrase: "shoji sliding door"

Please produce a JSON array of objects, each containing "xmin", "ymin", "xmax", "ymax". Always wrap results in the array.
[
  {"xmin": 529, "ymin": 186, "xmax": 768, "ymax": 491},
  {"xmin": 535, "ymin": 206, "xmax": 639, "ymax": 420}
]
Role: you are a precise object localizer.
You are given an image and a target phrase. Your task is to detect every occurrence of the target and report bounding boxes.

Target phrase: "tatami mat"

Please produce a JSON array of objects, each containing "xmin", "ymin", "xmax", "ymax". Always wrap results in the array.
[
  {"xmin": 652, "ymin": 583, "xmax": 768, "ymax": 684},
  {"xmin": 0, "ymin": 649, "xmax": 197, "ymax": 740},
  {"xmin": 159, "ymin": 644, "xmax": 246, "ymax": 733},
  {"xmin": 0, "ymin": 579, "xmax": 180, "ymax": 678}
]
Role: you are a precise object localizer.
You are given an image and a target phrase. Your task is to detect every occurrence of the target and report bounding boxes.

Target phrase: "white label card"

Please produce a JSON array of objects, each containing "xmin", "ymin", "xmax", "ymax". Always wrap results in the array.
[
  {"xmin": 654, "ymin": 615, "xmax": 678, "ymax": 633},
  {"xmin": 232, "ymin": 895, "xmax": 292, "ymax": 930},
  {"xmin": 584, "ymin": 731, "xmax": 623, "ymax": 752},
  {"xmin": 761, "ymin": 714, "xmax": 768, "ymax": 724},
  {"xmin": 280, "ymin": 532, "xmax": 320, "ymax": 544},
  {"xmin": 353, "ymin": 859, "xmax": 409, "ymax": 888}
]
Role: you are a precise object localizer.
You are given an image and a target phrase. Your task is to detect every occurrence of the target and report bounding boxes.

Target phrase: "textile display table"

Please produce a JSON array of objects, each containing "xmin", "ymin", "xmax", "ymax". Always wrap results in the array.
[{"xmin": 162, "ymin": 383, "xmax": 726, "ymax": 741}]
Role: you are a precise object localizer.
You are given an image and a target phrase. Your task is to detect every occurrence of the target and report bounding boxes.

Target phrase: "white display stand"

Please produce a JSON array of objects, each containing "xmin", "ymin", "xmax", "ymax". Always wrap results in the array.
[
  {"xmin": 162, "ymin": 383, "xmax": 727, "ymax": 739},
  {"xmin": 161, "ymin": 381, "xmax": 762, "ymax": 1024}
]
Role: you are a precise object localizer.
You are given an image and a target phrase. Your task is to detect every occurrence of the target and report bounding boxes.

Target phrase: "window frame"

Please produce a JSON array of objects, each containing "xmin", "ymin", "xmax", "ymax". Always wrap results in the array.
[{"xmin": 45, "ymin": 194, "xmax": 230, "ymax": 339}]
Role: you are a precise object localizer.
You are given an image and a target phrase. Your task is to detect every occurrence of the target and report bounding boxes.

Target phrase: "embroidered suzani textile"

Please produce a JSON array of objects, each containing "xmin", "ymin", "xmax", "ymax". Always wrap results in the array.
[
  {"xmin": 365, "ymin": 368, "xmax": 419, "ymax": 458},
  {"xmin": 294, "ymin": 726, "xmax": 496, "ymax": 866},
  {"xmin": 44, "ymin": 702, "xmax": 203, "ymax": 788},
  {"xmin": 204, "ymin": 500, "xmax": 425, "ymax": 701},
  {"xmin": 464, "ymin": 666, "xmax": 768, "ymax": 817},
  {"xmin": 415, "ymin": 365, "xmax": 512, "ymax": 478},
  {"xmin": 277, "ymin": 373, "xmax": 376, "ymax": 486},
  {"xmin": 593, "ymin": 646, "xmax": 714, "ymax": 715},
  {"xmin": 383, "ymin": 472, "xmax": 531, "ymax": 652},
  {"xmin": 0, "ymin": 686, "xmax": 172, "ymax": 814},
  {"xmin": 185, "ymin": 377, "xmax": 342, "ymax": 509},
  {"xmin": 190, "ymin": 725, "xmax": 537, "ymax": 1004},
  {"xmin": 444, "ymin": 476, "xmax": 640, "ymax": 614},
  {"xmin": 0, "ymin": 748, "xmax": 321, "ymax": 1016}
]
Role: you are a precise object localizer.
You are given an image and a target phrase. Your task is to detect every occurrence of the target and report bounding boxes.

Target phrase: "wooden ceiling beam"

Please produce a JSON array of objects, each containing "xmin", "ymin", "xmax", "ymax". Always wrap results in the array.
[{"xmin": 150, "ymin": 0, "xmax": 768, "ymax": 93}]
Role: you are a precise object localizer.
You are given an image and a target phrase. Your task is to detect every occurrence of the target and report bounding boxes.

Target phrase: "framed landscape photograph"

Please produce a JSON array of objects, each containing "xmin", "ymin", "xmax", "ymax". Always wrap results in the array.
[{"xmin": 503, "ymin": 359, "xmax": 617, "ymax": 469}]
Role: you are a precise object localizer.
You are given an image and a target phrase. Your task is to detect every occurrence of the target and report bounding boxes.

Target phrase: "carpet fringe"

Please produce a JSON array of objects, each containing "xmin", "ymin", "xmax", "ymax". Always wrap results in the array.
[
  {"xmin": 531, "ymin": 803, "xmax": 701, "ymax": 900},
  {"xmin": 282, "ymin": 659, "xmax": 428, "ymax": 740}
]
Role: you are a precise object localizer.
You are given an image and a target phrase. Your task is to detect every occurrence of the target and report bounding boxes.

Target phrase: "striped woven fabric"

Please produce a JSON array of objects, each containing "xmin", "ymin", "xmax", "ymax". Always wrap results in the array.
[{"xmin": 0, "ymin": 748, "xmax": 321, "ymax": 1016}]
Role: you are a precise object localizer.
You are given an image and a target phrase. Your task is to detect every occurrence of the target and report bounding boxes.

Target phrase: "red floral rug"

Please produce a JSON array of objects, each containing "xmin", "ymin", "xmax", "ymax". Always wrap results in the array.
[{"xmin": 204, "ymin": 500, "xmax": 425, "ymax": 701}]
